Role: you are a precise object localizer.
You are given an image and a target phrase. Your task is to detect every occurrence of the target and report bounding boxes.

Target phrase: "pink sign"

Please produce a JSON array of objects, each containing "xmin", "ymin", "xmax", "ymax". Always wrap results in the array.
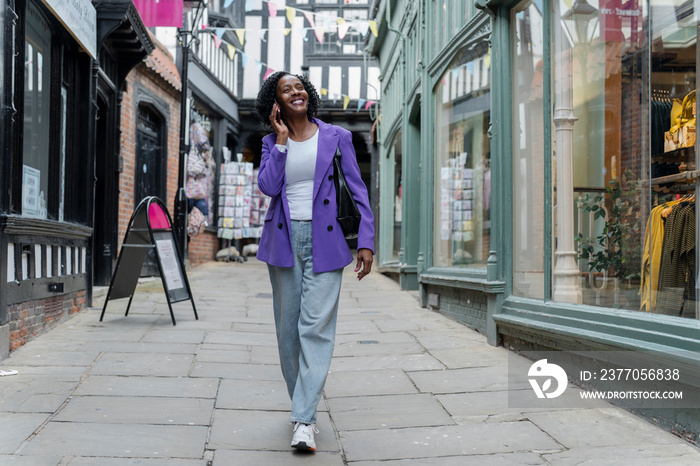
[
  {"xmin": 148, "ymin": 202, "xmax": 171, "ymax": 229},
  {"xmin": 132, "ymin": 0, "xmax": 183, "ymax": 28}
]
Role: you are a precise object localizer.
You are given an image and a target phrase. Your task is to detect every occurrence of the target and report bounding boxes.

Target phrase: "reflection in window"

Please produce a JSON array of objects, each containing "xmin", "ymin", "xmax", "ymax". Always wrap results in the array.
[
  {"xmin": 512, "ymin": 0, "xmax": 545, "ymax": 298},
  {"xmin": 433, "ymin": 38, "xmax": 491, "ymax": 268},
  {"xmin": 23, "ymin": 2, "xmax": 51, "ymax": 219}
]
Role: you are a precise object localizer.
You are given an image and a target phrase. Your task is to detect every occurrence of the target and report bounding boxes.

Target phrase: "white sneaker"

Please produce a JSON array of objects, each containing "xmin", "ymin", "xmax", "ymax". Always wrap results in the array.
[{"xmin": 291, "ymin": 422, "xmax": 318, "ymax": 451}]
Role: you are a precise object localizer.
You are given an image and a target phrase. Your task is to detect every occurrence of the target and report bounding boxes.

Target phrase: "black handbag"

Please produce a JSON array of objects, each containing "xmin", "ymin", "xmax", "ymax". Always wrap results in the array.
[{"xmin": 333, "ymin": 146, "xmax": 362, "ymax": 239}]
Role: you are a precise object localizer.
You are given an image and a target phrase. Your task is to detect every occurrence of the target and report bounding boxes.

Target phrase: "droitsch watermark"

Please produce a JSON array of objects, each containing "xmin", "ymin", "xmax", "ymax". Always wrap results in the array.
[{"xmin": 508, "ymin": 351, "xmax": 699, "ymax": 409}]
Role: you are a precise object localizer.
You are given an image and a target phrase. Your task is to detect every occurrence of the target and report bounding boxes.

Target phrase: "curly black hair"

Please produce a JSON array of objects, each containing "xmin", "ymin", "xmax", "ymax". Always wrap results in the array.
[{"xmin": 254, "ymin": 71, "xmax": 321, "ymax": 128}]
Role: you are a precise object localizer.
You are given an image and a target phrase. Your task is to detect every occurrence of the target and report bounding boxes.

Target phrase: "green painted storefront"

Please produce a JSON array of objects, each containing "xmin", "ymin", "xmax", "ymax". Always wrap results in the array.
[{"xmin": 369, "ymin": 0, "xmax": 700, "ymax": 442}]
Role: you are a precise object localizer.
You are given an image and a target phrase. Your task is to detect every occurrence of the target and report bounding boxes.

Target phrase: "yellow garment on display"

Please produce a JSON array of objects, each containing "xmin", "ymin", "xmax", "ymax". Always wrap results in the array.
[
  {"xmin": 639, "ymin": 201, "xmax": 680, "ymax": 312},
  {"xmin": 664, "ymin": 91, "xmax": 696, "ymax": 152}
]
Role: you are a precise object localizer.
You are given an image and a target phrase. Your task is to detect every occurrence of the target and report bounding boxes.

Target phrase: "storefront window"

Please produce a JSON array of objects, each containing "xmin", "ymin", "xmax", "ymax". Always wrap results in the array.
[
  {"xmin": 23, "ymin": 2, "xmax": 51, "ymax": 219},
  {"xmin": 547, "ymin": 0, "xmax": 700, "ymax": 318},
  {"xmin": 391, "ymin": 132, "xmax": 402, "ymax": 261},
  {"xmin": 433, "ymin": 38, "xmax": 491, "ymax": 268},
  {"xmin": 512, "ymin": 0, "xmax": 545, "ymax": 298}
]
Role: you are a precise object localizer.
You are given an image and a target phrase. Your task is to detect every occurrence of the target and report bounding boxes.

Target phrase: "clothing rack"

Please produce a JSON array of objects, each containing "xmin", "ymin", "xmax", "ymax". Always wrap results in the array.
[{"xmin": 652, "ymin": 89, "xmax": 671, "ymax": 101}]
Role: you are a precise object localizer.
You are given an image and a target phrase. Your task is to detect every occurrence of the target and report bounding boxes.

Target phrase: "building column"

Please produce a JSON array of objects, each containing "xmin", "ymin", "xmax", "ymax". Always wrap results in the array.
[{"xmin": 552, "ymin": 2, "xmax": 583, "ymax": 304}]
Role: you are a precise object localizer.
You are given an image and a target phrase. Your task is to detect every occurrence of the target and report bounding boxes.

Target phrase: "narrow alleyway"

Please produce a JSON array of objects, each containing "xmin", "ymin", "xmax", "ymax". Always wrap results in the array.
[{"xmin": 1, "ymin": 259, "xmax": 699, "ymax": 465}]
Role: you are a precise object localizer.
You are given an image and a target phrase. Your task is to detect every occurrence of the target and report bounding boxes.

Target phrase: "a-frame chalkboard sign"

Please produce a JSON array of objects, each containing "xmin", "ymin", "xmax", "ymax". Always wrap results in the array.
[{"xmin": 99, "ymin": 196, "xmax": 198, "ymax": 325}]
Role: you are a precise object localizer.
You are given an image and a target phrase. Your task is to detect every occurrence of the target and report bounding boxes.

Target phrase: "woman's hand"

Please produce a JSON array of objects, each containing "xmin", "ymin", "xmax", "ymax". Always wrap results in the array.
[
  {"xmin": 355, "ymin": 248, "xmax": 374, "ymax": 281},
  {"xmin": 270, "ymin": 102, "xmax": 288, "ymax": 145}
]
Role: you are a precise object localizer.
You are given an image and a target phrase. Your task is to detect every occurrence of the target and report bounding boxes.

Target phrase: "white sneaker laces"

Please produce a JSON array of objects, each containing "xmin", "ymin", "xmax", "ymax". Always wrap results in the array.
[{"xmin": 294, "ymin": 422, "xmax": 319, "ymax": 434}]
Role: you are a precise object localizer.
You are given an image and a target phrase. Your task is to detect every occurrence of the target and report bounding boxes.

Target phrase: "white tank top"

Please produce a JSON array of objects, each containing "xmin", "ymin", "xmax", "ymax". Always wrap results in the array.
[{"xmin": 285, "ymin": 129, "xmax": 319, "ymax": 220}]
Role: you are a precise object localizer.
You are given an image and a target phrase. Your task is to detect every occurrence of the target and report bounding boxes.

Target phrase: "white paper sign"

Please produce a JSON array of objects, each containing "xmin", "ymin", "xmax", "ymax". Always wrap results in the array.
[
  {"xmin": 155, "ymin": 238, "xmax": 185, "ymax": 291},
  {"xmin": 41, "ymin": 0, "xmax": 97, "ymax": 58}
]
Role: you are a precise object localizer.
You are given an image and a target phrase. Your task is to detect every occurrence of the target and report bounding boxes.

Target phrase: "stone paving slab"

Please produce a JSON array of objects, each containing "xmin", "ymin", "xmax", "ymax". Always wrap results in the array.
[
  {"xmin": 80, "ymin": 341, "xmax": 199, "ymax": 354},
  {"xmin": 339, "ymin": 421, "xmax": 562, "ymax": 462},
  {"xmin": 250, "ymin": 345, "xmax": 282, "ymax": 364},
  {"xmin": 54, "ymin": 396, "xmax": 215, "ymax": 425},
  {"xmin": 542, "ymin": 443, "xmax": 700, "ymax": 465},
  {"xmin": 196, "ymin": 348, "xmax": 250, "ymax": 364},
  {"xmin": 213, "ymin": 449, "xmax": 345, "ymax": 465},
  {"xmin": 204, "ymin": 331, "xmax": 278, "ymax": 346},
  {"xmin": 4, "ymin": 351, "xmax": 97, "ymax": 367},
  {"xmin": 0, "ymin": 378, "xmax": 76, "ymax": 412},
  {"xmin": 90, "ymin": 353, "xmax": 194, "ymax": 377},
  {"xmin": 348, "ymin": 452, "xmax": 547, "ymax": 465},
  {"xmin": 67, "ymin": 459, "xmax": 208, "ymax": 466},
  {"xmin": 190, "ymin": 362, "xmax": 284, "ymax": 381},
  {"xmin": 0, "ymin": 456, "xmax": 62, "ymax": 465},
  {"xmin": 208, "ymin": 410, "xmax": 337, "ymax": 452},
  {"xmin": 0, "ymin": 413, "xmax": 50, "ymax": 454},
  {"xmin": 140, "ymin": 329, "xmax": 207, "ymax": 344},
  {"xmin": 216, "ymin": 378, "xmax": 296, "ymax": 411},
  {"xmin": 408, "ymin": 366, "xmax": 531, "ymax": 394},
  {"xmin": 324, "ymin": 369, "xmax": 418, "ymax": 398},
  {"xmin": 72, "ymin": 376, "xmax": 219, "ymax": 398},
  {"xmin": 329, "ymin": 353, "xmax": 444, "ymax": 372},
  {"xmin": 429, "ymin": 347, "xmax": 510, "ymax": 369},
  {"xmin": 527, "ymin": 408, "xmax": 682, "ymax": 449},
  {"xmin": 327, "ymin": 394, "xmax": 454, "ymax": 430},
  {"xmin": 18, "ymin": 422, "xmax": 208, "ymax": 458}
]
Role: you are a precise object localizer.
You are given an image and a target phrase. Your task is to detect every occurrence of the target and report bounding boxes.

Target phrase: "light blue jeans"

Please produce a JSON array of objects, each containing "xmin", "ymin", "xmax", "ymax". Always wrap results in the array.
[{"xmin": 268, "ymin": 220, "xmax": 343, "ymax": 424}]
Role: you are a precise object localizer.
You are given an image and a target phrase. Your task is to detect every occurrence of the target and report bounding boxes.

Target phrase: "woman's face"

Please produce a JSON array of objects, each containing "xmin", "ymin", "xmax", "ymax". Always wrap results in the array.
[{"xmin": 275, "ymin": 75, "xmax": 309, "ymax": 118}]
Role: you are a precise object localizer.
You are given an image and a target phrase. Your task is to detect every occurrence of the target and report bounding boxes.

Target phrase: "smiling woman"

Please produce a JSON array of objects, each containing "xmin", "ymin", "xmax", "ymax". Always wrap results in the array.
[{"xmin": 253, "ymin": 70, "xmax": 375, "ymax": 452}]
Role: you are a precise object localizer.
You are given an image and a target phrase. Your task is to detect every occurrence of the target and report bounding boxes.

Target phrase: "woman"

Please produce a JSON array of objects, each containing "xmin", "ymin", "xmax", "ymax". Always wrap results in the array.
[{"xmin": 255, "ymin": 71, "xmax": 374, "ymax": 451}]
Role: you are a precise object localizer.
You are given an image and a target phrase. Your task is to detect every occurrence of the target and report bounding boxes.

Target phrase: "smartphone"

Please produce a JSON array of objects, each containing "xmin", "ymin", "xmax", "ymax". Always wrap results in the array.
[{"xmin": 274, "ymin": 100, "xmax": 281, "ymax": 122}]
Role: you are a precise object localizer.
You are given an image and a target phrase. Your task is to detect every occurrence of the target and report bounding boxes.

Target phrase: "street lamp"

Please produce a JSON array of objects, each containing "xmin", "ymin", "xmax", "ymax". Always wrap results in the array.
[
  {"xmin": 175, "ymin": 0, "xmax": 207, "ymax": 264},
  {"xmin": 562, "ymin": 0, "xmax": 599, "ymax": 46}
]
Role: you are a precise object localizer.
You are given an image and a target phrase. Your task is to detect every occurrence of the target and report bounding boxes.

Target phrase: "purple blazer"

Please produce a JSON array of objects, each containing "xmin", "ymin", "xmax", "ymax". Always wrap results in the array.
[{"xmin": 257, "ymin": 118, "xmax": 375, "ymax": 273}]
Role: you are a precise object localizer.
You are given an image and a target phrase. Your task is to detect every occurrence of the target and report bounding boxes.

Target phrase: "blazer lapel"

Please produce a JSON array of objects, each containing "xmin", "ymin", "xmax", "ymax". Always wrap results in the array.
[{"xmin": 313, "ymin": 118, "xmax": 339, "ymax": 201}]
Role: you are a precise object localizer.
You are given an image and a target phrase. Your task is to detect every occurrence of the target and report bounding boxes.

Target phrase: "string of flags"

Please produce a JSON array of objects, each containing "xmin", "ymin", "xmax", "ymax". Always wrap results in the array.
[
  {"xmin": 206, "ymin": 0, "xmax": 378, "ymax": 47},
  {"xmin": 209, "ymin": 33, "xmax": 377, "ymax": 112}
]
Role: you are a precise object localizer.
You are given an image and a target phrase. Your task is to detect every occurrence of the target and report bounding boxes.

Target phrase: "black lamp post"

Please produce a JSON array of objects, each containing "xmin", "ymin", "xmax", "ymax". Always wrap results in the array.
[{"xmin": 175, "ymin": 0, "xmax": 207, "ymax": 263}]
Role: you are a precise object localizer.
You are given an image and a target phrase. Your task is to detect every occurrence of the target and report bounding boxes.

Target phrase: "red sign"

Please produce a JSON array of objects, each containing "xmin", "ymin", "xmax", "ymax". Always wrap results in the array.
[
  {"xmin": 132, "ymin": 0, "xmax": 183, "ymax": 28},
  {"xmin": 600, "ymin": 0, "xmax": 642, "ymax": 43}
]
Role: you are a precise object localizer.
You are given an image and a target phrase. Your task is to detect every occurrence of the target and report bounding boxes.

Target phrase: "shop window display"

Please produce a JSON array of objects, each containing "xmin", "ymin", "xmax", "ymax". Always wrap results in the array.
[
  {"xmin": 433, "ymin": 38, "xmax": 491, "ymax": 268},
  {"xmin": 545, "ymin": 0, "xmax": 698, "ymax": 318}
]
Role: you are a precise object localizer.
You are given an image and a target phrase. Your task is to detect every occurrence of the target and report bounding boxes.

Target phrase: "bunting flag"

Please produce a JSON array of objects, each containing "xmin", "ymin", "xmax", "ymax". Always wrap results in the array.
[
  {"xmin": 337, "ymin": 18, "xmax": 350, "ymax": 39},
  {"xmin": 320, "ymin": 88, "xmax": 328, "ymax": 96},
  {"xmin": 241, "ymin": 52, "xmax": 249, "ymax": 68},
  {"xmin": 255, "ymin": 61, "xmax": 264, "ymax": 75},
  {"xmin": 245, "ymin": 0, "xmax": 256, "ymax": 12},
  {"xmin": 286, "ymin": 7, "xmax": 296, "ymax": 26},
  {"xmin": 369, "ymin": 20, "xmax": 378, "ymax": 37},
  {"xmin": 263, "ymin": 67, "xmax": 275, "ymax": 81},
  {"xmin": 467, "ymin": 62, "xmax": 474, "ymax": 74},
  {"xmin": 343, "ymin": 95, "xmax": 351, "ymax": 110},
  {"xmin": 357, "ymin": 98, "xmax": 366, "ymax": 112},
  {"xmin": 302, "ymin": 10, "xmax": 315, "ymax": 28},
  {"xmin": 213, "ymin": 34, "xmax": 223, "ymax": 49},
  {"xmin": 268, "ymin": 1, "xmax": 277, "ymax": 17},
  {"xmin": 354, "ymin": 20, "xmax": 369, "ymax": 36},
  {"xmin": 302, "ymin": 29, "xmax": 309, "ymax": 41},
  {"xmin": 283, "ymin": 28, "xmax": 291, "ymax": 36},
  {"xmin": 227, "ymin": 44, "xmax": 236, "ymax": 60},
  {"xmin": 484, "ymin": 53, "xmax": 491, "ymax": 69},
  {"xmin": 365, "ymin": 100, "xmax": 375, "ymax": 110},
  {"xmin": 235, "ymin": 29, "xmax": 246, "ymax": 46},
  {"xmin": 224, "ymin": 0, "xmax": 235, "ymax": 7},
  {"xmin": 261, "ymin": 30, "xmax": 267, "ymax": 42}
]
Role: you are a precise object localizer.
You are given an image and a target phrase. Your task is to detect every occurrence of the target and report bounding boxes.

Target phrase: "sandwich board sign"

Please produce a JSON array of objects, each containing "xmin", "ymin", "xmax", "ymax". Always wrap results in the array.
[{"xmin": 100, "ymin": 196, "xmax": 198, "ymax": 325}]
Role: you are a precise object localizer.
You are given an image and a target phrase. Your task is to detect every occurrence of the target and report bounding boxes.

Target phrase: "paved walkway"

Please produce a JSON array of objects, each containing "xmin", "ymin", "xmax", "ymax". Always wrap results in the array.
[{"xmin": 1, "ymin": 258, "xmax": 699, "ymax": 465}]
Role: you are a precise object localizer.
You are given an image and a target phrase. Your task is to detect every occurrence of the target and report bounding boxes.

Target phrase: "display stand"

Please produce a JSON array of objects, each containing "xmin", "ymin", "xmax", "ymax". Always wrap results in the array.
[{"xmin": 99, "ymin": 196, "xmax": 198, "ymax": 325}]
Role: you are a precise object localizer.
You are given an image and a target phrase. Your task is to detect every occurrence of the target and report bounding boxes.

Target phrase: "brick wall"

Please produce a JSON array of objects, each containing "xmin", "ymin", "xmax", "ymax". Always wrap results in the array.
[
  {"xmin": 118, "ymin": 64, "xmax": 181, "ymax": 250},
  {"xmin": 8, "ymin": 291, "xmax": 85, "ymax": 351},
  {"xmin": 188, "ymin": 230, "xmax": 219, "ymax": 266}
]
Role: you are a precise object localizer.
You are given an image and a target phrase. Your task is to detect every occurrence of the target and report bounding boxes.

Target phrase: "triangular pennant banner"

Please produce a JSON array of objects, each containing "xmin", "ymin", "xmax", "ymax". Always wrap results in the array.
[
  {"xmin": 369, "ymin": 20, "xmax": 378, "ymax": 37},
  {"xmin": 245, "ymin": 0, "xmax": 256, "ymax": 12},
  {"xmin": 314, "ymin": 27, "xmax": 324, "ymax": 44},
  {"xmin": 484, "ymin": 53, "xmax": 491, "ymax": 69},
  {"xmin": 302, "ymin": 11, "xmax": 315, "ymax": 28},
  {"xmin": 286, "ymin": 7, "xmax": 296, "ymax": 26},
  {"xmin": 357, "ymin": 98, "xmax": 366, "ymax": 112},
  {"xmin": 320, "ymin": 88, "xmax": 328, "ymax": 96},
  {"xmin": 235, "ymin": 29, "xmax": 246, "ymax": 46},
  {"xmin": 261, "ymin": 30, "xmax": 267, "ymax": 42},
  {"xmin": 224, "ymin": 0, "xmax": 234, "ymax": 7},
  {"xmin": 283, "ymin": 28, "xmax": 291, "ymax": 36},
  {"xmin": 268, "ymin": 1, "xmax": 277, "ymax": 17},
  {"xmin": 302, "ymin": 28, "xmax": 309, "ymax": 41},
  {"xmin": 343, "ymin": 95, "xmax": 351, "ymax": 110},
  {"xmin": 255, "ymin": 61, "xmax": 264, "ymax": 75},
  {"xmin": 227, "ymin": 44, "xmax": 236, "ymax": 60},
  {"xmin": 355, "ymin": 20, "xmax": 370, "ymax": 36},
  {"xmin": 241, "ymin": 52, "xmax": 249, "ymax": 67},
  {"xmin": 337, "ymin": 18, "xmax": 350, "ymax": 39},
  {"xmin": 213, "ymin": 34, "xmax": 223, "ymax": 49},
  {"xmin": 263, "ymin": 67, "xmax": 275, "ymax": 81},
  {"xmin": 365, "ymin": 100, "xmax": 375, "ymax": 110}
]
